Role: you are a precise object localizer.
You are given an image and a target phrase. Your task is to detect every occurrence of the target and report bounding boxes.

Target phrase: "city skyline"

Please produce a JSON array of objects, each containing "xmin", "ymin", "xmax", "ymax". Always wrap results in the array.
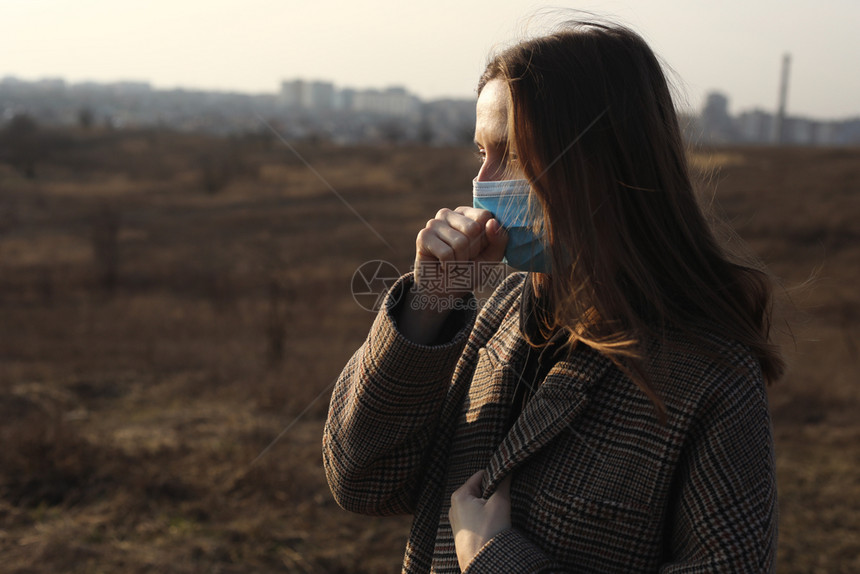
[
  {"xmin": 4, "ymin": 0, "xmax": 860, "ymax": 119},
  {"xmin": 6, "ymin": 72, "xmax": 859, "ymax": 148},
  {"xmin": 6, "ymin": 72, "xmax": 859, "ymax": 126}
]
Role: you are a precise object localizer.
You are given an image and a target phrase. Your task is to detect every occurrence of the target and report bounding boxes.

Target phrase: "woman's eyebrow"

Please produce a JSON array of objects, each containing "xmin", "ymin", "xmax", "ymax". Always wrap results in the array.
[{"xmin": 473, "ymin": 133, "xmax": 507, "ymax": 149}]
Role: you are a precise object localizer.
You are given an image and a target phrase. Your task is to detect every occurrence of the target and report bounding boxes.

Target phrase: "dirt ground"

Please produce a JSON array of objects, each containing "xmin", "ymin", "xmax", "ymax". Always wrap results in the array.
[{"xmin": 0, "ymin": 128, "xmax": 857, "ymax": 572}]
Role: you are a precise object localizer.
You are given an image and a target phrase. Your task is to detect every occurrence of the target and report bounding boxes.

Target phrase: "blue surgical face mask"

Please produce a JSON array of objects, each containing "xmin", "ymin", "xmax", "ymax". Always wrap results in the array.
[{"xmin": 472, "ymin": 178, "xmax": 552, "ymax": 274}]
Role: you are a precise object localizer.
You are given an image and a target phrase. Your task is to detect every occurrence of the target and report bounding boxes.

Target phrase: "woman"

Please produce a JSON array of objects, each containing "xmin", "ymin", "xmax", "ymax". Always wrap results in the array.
[{"xmin": 324, "ymin": 20, "xmax": 782, "ymax": 573}]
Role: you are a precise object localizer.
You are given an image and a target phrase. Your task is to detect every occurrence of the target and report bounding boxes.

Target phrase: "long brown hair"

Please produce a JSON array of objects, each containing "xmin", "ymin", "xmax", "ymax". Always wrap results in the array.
[{"xmin": 479, "ymin": 20, "xmax": 785, "ymax": 418}]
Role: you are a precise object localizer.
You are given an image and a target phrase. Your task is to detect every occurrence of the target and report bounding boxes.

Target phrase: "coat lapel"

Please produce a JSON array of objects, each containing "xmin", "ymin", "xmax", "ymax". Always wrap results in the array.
[{"xmin": 482, "ymin": 345, "xmax": 613, "ymax": 496}]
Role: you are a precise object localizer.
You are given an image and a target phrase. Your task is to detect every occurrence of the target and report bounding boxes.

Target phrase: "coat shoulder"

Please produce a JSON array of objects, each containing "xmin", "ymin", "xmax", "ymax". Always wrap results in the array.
[
  {"xmin": 645, "ymin": 324, "xmax": 768, "ymax": 423},
  {"xmin": 468, "ymin": 271, "xmax": 528, "ymax": 342}
]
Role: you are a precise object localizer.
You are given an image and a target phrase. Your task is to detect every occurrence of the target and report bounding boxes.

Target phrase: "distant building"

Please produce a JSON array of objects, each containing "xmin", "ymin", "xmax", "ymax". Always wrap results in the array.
[
  {"xmin": 694, "ymin": 89, "xmax": 860, "ymax": 147},
  {"xmin": 701, "ymin": 91, "xmax": 733, "ymax": 142},
  {"xmin": 309, "ymin": 81, "xmax": 335, "ymax": 110},
  {"xmin": 2, "ymin": 73, "xmax": 856, "ymax": 146},
  {"xmin": 736, "ymin": 109, "xmax": 773, "ymax": 143},
  {"xmin": 835, "ymin": 119, "xmax": 860, "ymax": 145},
  {"xmin": 110, "ymin": 81, "xmax": 152, "ymax": 95},
  {"xmin": 34, "ymin": 78, "xmax": 66, "ymax": 91},
  {"xmin": 279, "ymin": 79, "xmax": 335, "ymax": 110},
  {"xmin": 279, "ymin": 79, "xmax": 422, "ymax": 120},
  {"xmin": 338, "ymin": 88, "xmax": 355, "ymax": 111},
  {"xmin": 423, "ymin": 98, "xmax": 477, "ymax": 144},
  {"xmin": 348, "ymin": 87, "xmax": 420, "ymax": 119},
  {"xmin": 784, "ymin": 117, "xmax": 815, "ymax": 145},
  {"xmin": 813, "ymin": 122, "xmax": 841, "ymax": 146}
]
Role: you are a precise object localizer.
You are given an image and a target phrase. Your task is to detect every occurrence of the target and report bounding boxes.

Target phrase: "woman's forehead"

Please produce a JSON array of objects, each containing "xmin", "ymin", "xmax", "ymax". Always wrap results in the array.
[{"xmin": 475, "ymin": 79, "xmax": 509, "ymax": 145}]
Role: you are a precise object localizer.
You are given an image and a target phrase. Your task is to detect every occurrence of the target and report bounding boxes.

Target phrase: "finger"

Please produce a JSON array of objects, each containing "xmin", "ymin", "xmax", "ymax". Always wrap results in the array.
[
  {"xmin": 438, "ymin": 208, "xmax": 486, "ymax": 240},
  {"xmin": 451, "ymin": 470, "xmax": 485, "ymax": 504},
  {"xmin": 492, "ymin": 474, "xmax": 512, "ymax": 501},
  {"xmin": 416, "ymin": 226, "xmax": 457, "ymax": 262},
  {"xmin": 477, "ymin": 218, "xmax": 508, "ymax": 263},
  {"xmin": 435, "ymin": 209, "xmax": 491, "ymax": 261},
  {"xmin": 427, "ymin": 221, "xmax": 473, "ymax": 262},
  {"xmin": 462, "ymin": 470, "xmax": 486, "ymax": 497},
  {"xmin": 454, "ymin": 206, "xmax": 495, "ymax": 229}
]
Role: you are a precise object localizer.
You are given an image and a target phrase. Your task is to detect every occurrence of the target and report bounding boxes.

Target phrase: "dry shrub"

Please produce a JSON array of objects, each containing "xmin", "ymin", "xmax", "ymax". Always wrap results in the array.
[
  {"xmin": 0, "ymin": 187, "xmax": 19, "ymax": 237},
  {"xmin": 197, "ymin": 137, "xmax": 257, "ymax": 194},
  {"xmin": 0, "ymin": 114, "xmax": 42, "ymax": 178},
  {"xmin": 0, "ymin": 408, "xmax": 110, "ymax": 507}
]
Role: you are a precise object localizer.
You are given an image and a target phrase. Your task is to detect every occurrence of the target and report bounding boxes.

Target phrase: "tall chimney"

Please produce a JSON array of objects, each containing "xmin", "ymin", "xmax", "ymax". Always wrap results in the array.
[{"xmin": 773, "ymin": 53, "xmax": 791, "ymax": 144}]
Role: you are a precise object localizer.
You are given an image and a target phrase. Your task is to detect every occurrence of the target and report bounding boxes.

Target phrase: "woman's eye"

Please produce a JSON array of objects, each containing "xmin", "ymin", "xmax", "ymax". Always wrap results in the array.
[{"xmin": 475, "ymin": 150, "xmax": 486, "ymax": 163}]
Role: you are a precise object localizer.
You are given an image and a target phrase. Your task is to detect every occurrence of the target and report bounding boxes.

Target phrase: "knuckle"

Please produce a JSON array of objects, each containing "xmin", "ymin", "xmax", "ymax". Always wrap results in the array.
[
  {"xmin": 438, "ymin": 246, "xmax": 454, "ymax": 261},
  {"xmin": 450, "ymin": 235, "xmax": 468, "ymax": 253},
  {"xmin": 426, "ymin": 219, "xmax": 446, "ymax": 231},
  {"xmin": 435, "ymin": 207, "xmax": 451, "ymax": 219},
  {"xmin": 416, "ymin": 228, "xmax": 431, "ymax": 244},
  {"xmin": 464, "ymin": 220, "xmax": 481, "ymax": 236}
]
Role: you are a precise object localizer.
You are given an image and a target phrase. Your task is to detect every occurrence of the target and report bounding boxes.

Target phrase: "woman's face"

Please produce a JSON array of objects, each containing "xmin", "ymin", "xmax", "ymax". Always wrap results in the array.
[{"xmin": 474, "ymin": 79, "xmax": 517, "ymax": 182}]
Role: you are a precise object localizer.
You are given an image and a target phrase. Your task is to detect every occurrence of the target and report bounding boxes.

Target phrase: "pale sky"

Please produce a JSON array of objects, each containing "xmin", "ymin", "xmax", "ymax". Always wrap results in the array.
[{"xmin": 2, "ymin": 0, "xmax": 859, "ymax": 119}]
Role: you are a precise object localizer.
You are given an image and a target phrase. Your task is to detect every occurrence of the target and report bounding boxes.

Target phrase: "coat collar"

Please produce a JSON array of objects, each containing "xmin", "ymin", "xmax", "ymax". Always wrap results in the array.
[{"xmin": 482, "ymin": 343, "xmax": 613, "ymax": 496}]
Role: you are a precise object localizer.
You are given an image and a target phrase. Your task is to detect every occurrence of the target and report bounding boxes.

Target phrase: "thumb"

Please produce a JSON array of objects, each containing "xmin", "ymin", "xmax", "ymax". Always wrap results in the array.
[
  {"xmin": 492, "ymin": 474, "xmax": 512, "ymax": 501},
  {"xmin": 481, "ymin": 218, "xmax": 508, "ymax": 262},
  {"xmin": 462, "ymin": 470, "xmax": 486, "ymax": 497}
]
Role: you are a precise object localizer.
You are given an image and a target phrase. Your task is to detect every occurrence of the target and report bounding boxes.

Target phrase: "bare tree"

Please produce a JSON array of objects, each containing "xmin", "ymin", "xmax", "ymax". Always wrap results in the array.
[
  {"xmin": 91, "ymin": 203, "xmax": 121, "ymax": 295},
  {"xmin": 0, "ymin": 188, "xmax": 18, "ymax": 237},
  {"xmin": 0, "ymin": 114, "xmax": 41, "ymax": 178},
  {"xmin": 78, "ymin": 107, "xmax": 95, "ymax": 130},
  {"xmin": 265, "ymin": 272, "xmax": 293, "ymax": 367}
]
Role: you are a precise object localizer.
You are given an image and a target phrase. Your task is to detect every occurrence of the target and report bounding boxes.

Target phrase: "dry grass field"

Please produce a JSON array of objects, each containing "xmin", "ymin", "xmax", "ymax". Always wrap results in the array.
[{"xmin": 0, "ymin": 126, "xmax": 858, "ymax": 572}]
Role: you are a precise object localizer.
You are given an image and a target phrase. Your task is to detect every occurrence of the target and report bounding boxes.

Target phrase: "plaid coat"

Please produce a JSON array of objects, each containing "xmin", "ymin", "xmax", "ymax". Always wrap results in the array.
[{"xmin": 323, "ymin": 272, "xmax": 777, "ymax": 573}]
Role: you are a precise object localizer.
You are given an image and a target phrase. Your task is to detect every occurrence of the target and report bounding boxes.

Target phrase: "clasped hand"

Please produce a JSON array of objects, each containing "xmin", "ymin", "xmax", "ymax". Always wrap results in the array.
[{"xmin": 414, "ymin": 206, "xmax": 508, "ymax": 297}]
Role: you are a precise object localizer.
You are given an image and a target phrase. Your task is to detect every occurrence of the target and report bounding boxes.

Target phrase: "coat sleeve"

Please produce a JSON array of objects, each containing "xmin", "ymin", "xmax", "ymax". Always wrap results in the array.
[
  {"xmin": 659, "ymin": 365, "xmax": 778, "ymax": 573},
  {"xmin": 323, "ymin": 273, "xmax": 478, "ymax": 516},
  {"xmin": 464, "ymin": 528, "xmax": 563, "ymax": 573}
]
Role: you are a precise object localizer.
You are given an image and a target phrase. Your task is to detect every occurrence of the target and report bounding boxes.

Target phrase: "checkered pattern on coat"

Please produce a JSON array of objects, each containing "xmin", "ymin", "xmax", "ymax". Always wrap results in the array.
[{"xmin": 323, "ymin": 272, "xmax": 777, "ymax": 573}]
